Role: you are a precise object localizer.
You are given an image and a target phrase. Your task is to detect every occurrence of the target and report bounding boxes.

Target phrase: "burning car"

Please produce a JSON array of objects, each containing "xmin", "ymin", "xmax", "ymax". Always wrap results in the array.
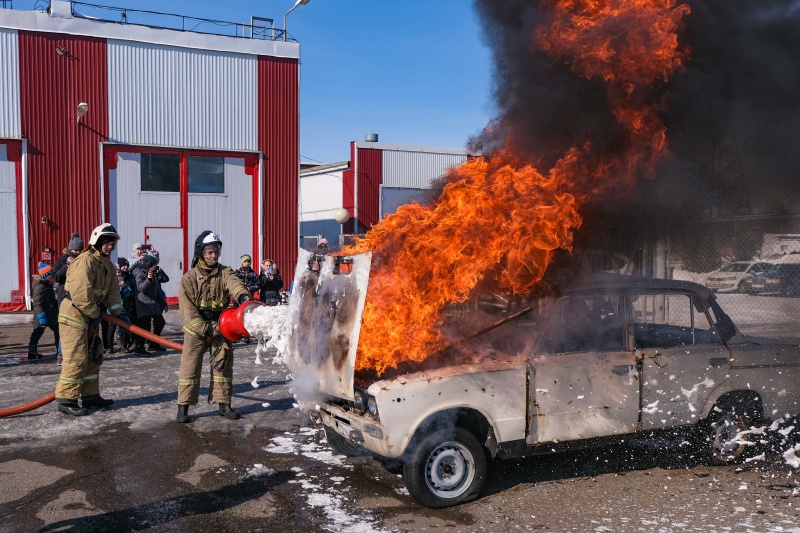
[
  {"xmin": 705, "ymin": 261, "xmax": 774, "ymax": 293},
  {"xmin": 287, "ymin": 254, "xmax": 800, "ymax": 508}
]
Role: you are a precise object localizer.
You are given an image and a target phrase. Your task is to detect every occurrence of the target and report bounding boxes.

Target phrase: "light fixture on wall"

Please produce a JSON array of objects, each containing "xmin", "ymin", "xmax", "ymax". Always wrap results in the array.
[
  {"xmin": 333, "ymin": 208, "xmax": 350, "ymax": 225},
  {"xmin": 77, "ymin": 102, "xmax": 89, "ymax": 123}
]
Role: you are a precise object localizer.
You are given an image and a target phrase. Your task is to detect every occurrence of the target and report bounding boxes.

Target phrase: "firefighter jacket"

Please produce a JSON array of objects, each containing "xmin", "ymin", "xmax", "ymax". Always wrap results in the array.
[
  {"xmin": 58, "ymin": 247, "xmax": 125, "ymax": 330},
  {"xmin": 180, "ymin": 263, "xmax": 249, "ymax": 340}
]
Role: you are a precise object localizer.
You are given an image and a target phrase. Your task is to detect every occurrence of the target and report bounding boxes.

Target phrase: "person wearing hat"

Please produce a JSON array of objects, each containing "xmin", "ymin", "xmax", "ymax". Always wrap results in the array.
[
  {"xmin": 308, "ymin": 237, "xmax": 329, "ymax": 272},
  {"xmin": 55, "ymin": 223, "xmax": 131, "ymax": 416},
  {"xmin": 131, "ymin": 242, "xmax": 159, "ymax": 266},
  {"xmin": 28, "ymin": 262, "xmax": 60, "ymax": 361},
  {"xmin": 233, "ymin": 254, "xmax": 260, "ymax": 344},
  {"xmin": 51, "ymin": 232, "xmax": 85, "ymax": 305}
]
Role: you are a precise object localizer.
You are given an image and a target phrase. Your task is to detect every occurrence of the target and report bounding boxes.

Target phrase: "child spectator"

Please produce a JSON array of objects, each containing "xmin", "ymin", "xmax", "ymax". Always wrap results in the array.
[
  {"xmin": 117, "ymin": 258, "xmax": 136, "ymax": 353},
  {"xmin": 28, "ymin": 262, "xmax": 61, "ymax": 362}
]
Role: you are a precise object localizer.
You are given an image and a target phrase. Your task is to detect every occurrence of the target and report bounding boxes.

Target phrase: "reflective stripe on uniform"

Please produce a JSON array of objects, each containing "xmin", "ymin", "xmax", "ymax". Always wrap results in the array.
[
  {"xmin": 232, "ymin": 286, "xmax": 248, "ymax": 299},
  {"xmin": 108, "ymin": 303, "xmax": 124, "ymax": 313},
  {"xmin": 211, "ymin": 376, "xmax": 232, "ymax": 383},
  {"xmin": 84, "ymin": 374, "xmax": 99, "ymax": 381},
  {"xmin": 59, "ymin": 376, "xmax": 84, "ymax": 384},
  {"xmin": 197, "ymin": 299, "xmax": 227, "ymax": 310},
  {"xmin": 58, "ymin": 314, "xmax": 87, "ymax": 330},
  {"xmin": 179, "ymin": 378, "xmax": 200, "ymax": 386},
  {"xmin": 186, "ymin": 318, "xmax": 205, "ymax": 330},
  {"xmin": 83, "ymin": 302, "xmax": 98, "ymax": 316}
]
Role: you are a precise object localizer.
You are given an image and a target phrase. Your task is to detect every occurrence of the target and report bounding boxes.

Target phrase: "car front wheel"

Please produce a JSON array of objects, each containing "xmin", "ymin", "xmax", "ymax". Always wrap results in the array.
[
  {"xmin": 403, "ymin": 427, "xmax": 488, "ymax": 508},
  {"xmin": 708, "ymin": 410, "xmax": 751, "ymax": 465}
]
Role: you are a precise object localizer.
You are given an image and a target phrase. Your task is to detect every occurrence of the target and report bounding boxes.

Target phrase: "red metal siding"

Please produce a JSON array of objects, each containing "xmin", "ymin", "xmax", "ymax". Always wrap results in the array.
[
  {"xmin": 257, "ymin": 56, "xmax": 299, "ymax": 276},
  {"xmin": 19, "ymin": 32, "xmax": 108, "ymax": 268},
  {"xmin": 342, "ymin": 142, "xmax": 356, "ymax": 235},
  {"xmin": 356, "ymin": 147, "xmax": 383, "ymax": 232}
]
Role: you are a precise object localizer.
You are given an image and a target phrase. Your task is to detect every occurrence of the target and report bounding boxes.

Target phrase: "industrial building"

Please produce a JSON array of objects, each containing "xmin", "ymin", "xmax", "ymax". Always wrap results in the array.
[
  {"xmin": 0, "ymin": 1, "xmax": 299, "ymax": 309},
  {"xmin": 300, "ymin": 137, "xmax": 472, "ymax": 247}
]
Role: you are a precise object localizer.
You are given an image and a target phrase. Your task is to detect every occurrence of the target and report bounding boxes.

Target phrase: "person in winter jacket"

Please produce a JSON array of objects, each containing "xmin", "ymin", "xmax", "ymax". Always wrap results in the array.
[
  {"xmin": 176, "ymin": 230, "xmax": 250, "ymax": 423},
  {"xmin": 55, "ymin": 223, "xmax": 131, "ymax": 417},
  {"xmin": 51, "ymin": 232, "xmax": 84, "ymax": 305},
  {"xmin": 235, "ymin": 255, "xmax": 260, "ymax": 297},
  {"xmin": 259, "ymin": 258, "xmax": 284, "ymax": 306},
  {"xmin": 117, "ymin": 258, "xmax": 136, "ymax": 352},
  {"xmin": 131, "ymin": 254, "xmax": 169, "ymax": 356},
  {"xmin": 28, "ymin": 262, "xmax": 60, "ymax": 361}
]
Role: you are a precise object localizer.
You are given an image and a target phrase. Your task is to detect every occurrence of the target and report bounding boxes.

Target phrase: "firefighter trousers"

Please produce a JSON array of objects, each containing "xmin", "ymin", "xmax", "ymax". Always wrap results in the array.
[
  {"xmin": 54, "ymin": 323, "xmax": 101, "ymax": 400},
  {"xmin": 177, "ymin": 333, "xmax": 234, "ymax": 405}
]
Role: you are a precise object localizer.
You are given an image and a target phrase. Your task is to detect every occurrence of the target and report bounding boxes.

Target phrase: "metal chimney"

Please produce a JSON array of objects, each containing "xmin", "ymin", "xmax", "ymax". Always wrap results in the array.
[{"xmin": 364, "ymin": 133, "xmax": 378, "ymax": 142}]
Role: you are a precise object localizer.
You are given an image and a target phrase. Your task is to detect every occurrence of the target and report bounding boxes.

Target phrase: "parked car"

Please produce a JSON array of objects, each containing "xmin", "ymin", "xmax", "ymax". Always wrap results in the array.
[
  {"xmin": 742, "ymin": 264, "xmax": 800, "ymax": 296},
  {"xmin": 705, "ymin": 261, "xmax": 774, "ymax": 293},
  {"xmin": 292, "ymin": 266, "xmax": 800, "ymax": 508}
]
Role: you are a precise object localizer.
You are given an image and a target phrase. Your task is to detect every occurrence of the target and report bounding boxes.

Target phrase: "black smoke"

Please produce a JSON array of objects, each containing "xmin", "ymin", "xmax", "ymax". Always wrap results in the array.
[{"xmin": 473, "ymin": 0, "xmax": 800, "ymax": 220}]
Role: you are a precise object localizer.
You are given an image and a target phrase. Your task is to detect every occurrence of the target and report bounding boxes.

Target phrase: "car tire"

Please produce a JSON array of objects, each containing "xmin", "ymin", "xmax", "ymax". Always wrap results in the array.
[
  {"xmin": 706, "ymin": 408, "xmax": 752, "ymax": 465},
  {"xmin": 323, "ymin": 425, "xmax": 373, "ymax": 458},
  {"xmin": 402, "ymin": 427, "xmax": 488, "ymax": 508}
]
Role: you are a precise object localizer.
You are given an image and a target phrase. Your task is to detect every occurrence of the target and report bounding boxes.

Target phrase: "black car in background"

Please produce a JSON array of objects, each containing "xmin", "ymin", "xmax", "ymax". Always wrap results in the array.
[{"xmin": 742, "ymin": 264, "xmax": 800, "ymax": 296}]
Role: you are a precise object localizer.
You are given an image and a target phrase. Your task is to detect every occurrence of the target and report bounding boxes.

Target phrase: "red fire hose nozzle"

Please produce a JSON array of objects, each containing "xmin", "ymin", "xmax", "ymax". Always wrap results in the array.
[{"xmin": 218, "ymin": 300, "xmax": 264, "ymax": 341}]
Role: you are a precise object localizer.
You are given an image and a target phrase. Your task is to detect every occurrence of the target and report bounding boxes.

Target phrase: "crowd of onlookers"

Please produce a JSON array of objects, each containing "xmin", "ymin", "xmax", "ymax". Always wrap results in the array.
[{"xmin": 27, "ymin": 231, "xmax": 287, "ymax": 362}]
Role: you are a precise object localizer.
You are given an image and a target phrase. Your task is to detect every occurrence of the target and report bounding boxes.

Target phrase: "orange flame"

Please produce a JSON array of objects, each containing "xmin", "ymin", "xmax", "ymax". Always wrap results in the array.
[{"xmin": 344, "ymin": 0, "xmax": 690, "ymax": 377}]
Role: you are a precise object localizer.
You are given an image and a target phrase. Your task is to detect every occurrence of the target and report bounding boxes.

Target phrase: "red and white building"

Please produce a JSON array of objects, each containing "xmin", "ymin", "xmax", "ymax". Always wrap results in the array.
[
  {"xmin": 300, "ymin": 137, "xmax": 472, "ymax": 246},
  {"xmin": 0, "ymin": 1, "xmax": 299, "ymax": 310}
]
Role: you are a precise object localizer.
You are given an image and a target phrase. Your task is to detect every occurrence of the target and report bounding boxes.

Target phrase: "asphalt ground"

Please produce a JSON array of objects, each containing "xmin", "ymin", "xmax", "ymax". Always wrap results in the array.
[{"xmin": 2, "ymin": 311, "xmax": 800, "ymax": 532}]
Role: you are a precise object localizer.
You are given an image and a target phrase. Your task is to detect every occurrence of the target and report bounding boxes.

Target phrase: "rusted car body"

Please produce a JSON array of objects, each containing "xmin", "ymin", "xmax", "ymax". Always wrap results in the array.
[{"xmin": 287, "ymin": 255, "xmax": 800, "ymax": 508}]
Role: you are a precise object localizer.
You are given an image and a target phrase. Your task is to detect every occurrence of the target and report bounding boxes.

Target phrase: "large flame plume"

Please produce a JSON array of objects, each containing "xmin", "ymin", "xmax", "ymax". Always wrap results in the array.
[{"xmin": 344, "ymin": 0, "xmax": 690, "ymax": 377}]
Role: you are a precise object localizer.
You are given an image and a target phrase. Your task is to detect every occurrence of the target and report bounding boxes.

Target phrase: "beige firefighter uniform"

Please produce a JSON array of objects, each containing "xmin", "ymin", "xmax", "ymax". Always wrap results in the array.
[
  {"xmin": 55, "ymin": 247, "xmax": 125, "ymax": 401},
  {"xmin": 178, "ymin": 263, "xmax": 249, "ymax": 405}
]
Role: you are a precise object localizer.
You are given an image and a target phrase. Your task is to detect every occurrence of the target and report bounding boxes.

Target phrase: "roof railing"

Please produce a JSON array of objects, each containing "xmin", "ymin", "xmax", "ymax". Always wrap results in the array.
[{"xmin": 1, "ymin": 1, "xmax": 294, "ymax": 41}]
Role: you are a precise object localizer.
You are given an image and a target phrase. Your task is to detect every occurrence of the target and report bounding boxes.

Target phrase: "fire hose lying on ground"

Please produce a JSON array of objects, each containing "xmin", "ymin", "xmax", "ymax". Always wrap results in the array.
[{"xmin": 0, "ymin": 301, "xmax": 262, "ymax": 418}]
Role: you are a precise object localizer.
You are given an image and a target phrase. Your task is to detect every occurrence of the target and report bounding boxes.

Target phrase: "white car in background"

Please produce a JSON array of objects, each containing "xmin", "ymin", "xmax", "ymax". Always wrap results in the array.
[{"xmin": 705, "ymin": 261, "xmax": 774, "ymax": 293}]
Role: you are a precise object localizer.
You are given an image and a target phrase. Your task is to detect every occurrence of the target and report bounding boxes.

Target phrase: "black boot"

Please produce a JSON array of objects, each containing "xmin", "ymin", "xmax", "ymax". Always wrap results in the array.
[
  {"xmin": 57, "ymin": 399, "xmax": 88, "ymax": 417},
  {"xmin": 176, "ymin": 405, "xmax": 190, "ymax": 423},
  {"xmin": 82, "ymin": 395, "xmax": 114, "ymax": 409},
  {"xmin": 218, "ymin": 403, "xmax": 240, "ymax": 420}
]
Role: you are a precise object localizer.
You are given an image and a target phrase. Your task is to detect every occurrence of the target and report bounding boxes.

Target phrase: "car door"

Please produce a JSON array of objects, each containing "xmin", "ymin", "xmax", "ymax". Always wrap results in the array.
[
  {"xmin": 633, "ymin": 290, "xmax": 730, "ymax": 430},
  {"xmin": 527, "ymin": 292, "xmax": 640, "ymax": 444}
]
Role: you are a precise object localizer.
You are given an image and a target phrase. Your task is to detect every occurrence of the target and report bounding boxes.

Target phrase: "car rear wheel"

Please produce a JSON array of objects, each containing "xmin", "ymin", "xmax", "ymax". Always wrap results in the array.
[
  {"xmin": 707, "ymin": 409, "xmax": 751, "ymax": 465},
  {"xmin": 403, "ymin": 427, "xmax": 488, "ymax": 508}
]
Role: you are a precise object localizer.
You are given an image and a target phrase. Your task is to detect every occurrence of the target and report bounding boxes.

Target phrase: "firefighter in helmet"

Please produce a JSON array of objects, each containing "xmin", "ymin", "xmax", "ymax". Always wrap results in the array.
[
  {"xmin": 177, "ymin": 230, "xmax": 250, "ymax": 423},
  {"xmin": 55, "ymin": 223, "xmax": 131, "ymax": 416}
]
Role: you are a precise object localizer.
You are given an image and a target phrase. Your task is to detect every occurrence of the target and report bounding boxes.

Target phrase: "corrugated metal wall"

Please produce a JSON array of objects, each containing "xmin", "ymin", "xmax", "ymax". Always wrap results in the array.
[
  {"xmin": 111, "ymin": 152, "xmax": 181, "ymax": 253},
  {"xmin": 257, "ymin": 56, "xmax": 299, "ymax": 276},
  {"xmin": 107, "ymin": 41, "xmax": 258, "ymax": 152},
  {"xmin": 0, "ymin": 28, "xmax": 21, "ymax": 138},
  {"xmin": 187, "ymin": 158, "xmax": 253, "ymax": 269},
  {"xmin": 356, "ymin": 147, "xmax": 382, "ymax": 231},
  {"xmin": 19, "ymin": 31, "xmax": 108, "ymax": 265},
  {"xmin": 0, "ymin": 143, "xmax": 20, "ymax": 305},
  {"xmin": 382, "ymin": 150, "xmax": 467, "ymax": 188}
]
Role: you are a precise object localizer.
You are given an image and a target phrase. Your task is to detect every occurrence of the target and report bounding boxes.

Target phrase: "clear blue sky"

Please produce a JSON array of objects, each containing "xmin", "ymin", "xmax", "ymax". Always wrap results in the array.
[{"xmin": 13, "ymin": 0, "xmax": 494, "ymax": 164}]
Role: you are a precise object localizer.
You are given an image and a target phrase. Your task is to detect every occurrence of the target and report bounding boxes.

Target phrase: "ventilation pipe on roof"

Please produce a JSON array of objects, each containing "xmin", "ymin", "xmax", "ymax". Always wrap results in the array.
[{"xmin": 365, "ymin": 133, "xmax": 378, "ymax": 142}]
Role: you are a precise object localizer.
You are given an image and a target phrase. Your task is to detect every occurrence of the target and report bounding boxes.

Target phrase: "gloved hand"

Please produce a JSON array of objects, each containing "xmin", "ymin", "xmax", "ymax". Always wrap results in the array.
[
  {"xmin": 207, "ymin": 321, "xmax": 222, "ymax": 338},
  {"xmin": 238, "ymin": 294, "xmax": 251, "ymax": 304},
  {"xmin": 36, "ymin": 312, "xmax": 47, "ymax": 326},
  {"xmin": 118, "ymin": 314, "xmax": 131, "ymax": 325}
]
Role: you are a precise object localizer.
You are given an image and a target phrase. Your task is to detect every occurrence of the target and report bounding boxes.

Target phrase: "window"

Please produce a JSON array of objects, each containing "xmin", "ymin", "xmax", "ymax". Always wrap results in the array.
[
  {"xmin": 188, "ymin": 156, "xmax": 225, "ymax": 194},
  {"xmin": 141, "ymin": 153, "xmax": 180, "ymax": 192},
  {"xmin": 631, "ymin": 292, "xmax": 720, "ymax": 348},
  {"xmin": 534, "ymin": 293, "xmax": 625, "ymax": 354}
]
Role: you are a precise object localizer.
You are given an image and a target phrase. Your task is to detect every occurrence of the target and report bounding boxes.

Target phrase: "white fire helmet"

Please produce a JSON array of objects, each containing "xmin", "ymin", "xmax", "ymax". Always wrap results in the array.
[{"xmin": 88, "ymin": 223, "xmax": 121, "ymax": 246}]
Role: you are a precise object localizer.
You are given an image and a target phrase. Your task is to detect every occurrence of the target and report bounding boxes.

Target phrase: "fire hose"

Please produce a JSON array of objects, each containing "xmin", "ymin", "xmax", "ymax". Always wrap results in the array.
[{"xmin": 0, "ymin": 301, "xmax": 262, "ymax": 418}]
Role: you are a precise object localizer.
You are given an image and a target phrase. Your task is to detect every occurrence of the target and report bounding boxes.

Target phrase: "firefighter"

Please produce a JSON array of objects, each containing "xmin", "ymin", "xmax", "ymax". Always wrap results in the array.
[
  {"xmin": 55, "ymin": 223, "xmax": 131, "ymax": 416},
  {"xmin": 177, "ymin": 230, "xmax": 251, "ymax": 423}
]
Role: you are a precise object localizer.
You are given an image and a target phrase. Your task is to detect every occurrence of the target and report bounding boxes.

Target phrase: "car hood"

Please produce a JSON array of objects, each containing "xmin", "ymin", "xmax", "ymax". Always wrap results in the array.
[{"xmin": 285, "ymin": 249, "xmax": 372, "ymax": 401}]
